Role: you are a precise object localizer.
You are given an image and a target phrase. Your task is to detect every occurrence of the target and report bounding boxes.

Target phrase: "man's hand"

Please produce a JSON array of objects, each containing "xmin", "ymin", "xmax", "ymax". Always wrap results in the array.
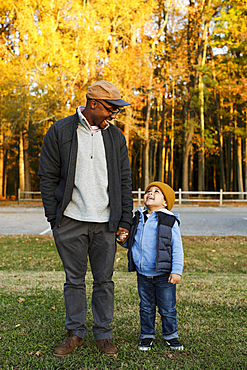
[
  {"xmin": 168, "ymin": 273, "xmax": 181, "ymax": 285},
  {"xmin": 116, "ymin": 227, "xmax": 129, "ymax": 245}
]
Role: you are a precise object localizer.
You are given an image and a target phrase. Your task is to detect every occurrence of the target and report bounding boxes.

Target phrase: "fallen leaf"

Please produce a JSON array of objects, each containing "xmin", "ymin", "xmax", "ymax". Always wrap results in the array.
[
  {"xmin": 51, "ymin": 306, "xmax": 56, "ymax": 311},
  {"xmin": 15, "ymin": 324, "xmax": 21, "ymax": 328},
  {"xmin": 167, "ymin": 353, "xmax": 175, "ymax": 359},
  {"xmin": 35, "ymin": 350, "xmax": 43, "ymax": 357},
  {"xmin": 112, "ymin": 353, "xmax": 118, "ymax": 360},
  {"xmin": 18, "ymin": 297, "xmax": 25, "ymax": 303}
]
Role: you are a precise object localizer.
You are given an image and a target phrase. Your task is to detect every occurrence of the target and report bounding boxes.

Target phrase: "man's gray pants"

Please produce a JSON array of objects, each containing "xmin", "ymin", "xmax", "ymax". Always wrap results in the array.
[{"xmin": 53, "ymin": 216, "xmax": 116, "ymax": 340}]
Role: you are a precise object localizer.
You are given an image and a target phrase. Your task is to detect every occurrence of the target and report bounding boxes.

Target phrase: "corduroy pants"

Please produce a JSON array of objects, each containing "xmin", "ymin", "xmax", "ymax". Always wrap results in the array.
[{"xmin": 53, "ymin": 216, "xmax": 116, "ymax": 340}]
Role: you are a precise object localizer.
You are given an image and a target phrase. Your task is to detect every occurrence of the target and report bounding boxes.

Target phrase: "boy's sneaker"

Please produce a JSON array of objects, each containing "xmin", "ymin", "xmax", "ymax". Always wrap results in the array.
[
  {"xmin": 138, "ymin": 338, "xmax": 153, "ymax": 351},
  {"xmin": 166, "ymin": 338, "xmax": 184, "ymax": 350}
]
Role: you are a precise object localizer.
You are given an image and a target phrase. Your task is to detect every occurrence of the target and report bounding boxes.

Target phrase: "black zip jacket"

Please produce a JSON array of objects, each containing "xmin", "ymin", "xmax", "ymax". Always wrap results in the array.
[{"xmin": 38, "ymin": 110, "xmax": 133, "ymax": 232}]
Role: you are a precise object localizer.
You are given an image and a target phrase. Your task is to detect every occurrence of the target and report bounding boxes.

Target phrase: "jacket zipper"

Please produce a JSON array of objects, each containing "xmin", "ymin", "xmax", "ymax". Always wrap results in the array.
[
  {"xmin": 91, "ymin": 132, "xmax": 93, "ymax": 159},
  {"xmin": 139, "ymin": 220, "xmax": 146, "ymax": 271}
]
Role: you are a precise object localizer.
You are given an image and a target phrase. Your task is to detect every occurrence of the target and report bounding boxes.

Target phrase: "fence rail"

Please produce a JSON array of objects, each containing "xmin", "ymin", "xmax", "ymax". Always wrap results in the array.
[
  {"xmin": 132, "ymin": 188, "xmax": 247, "ymax": 207},
  {"xmin": 18, "ymin": 189, "xmax": 42, "ymax": 205},
  {"xmin": 18, "ymin": 188, "xmax": 247, "ymax": 206}
]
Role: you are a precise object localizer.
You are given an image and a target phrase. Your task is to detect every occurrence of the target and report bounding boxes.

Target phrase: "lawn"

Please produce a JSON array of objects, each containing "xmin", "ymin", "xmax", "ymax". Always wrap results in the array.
[{"xmin": 0, "ymin": 235, "xmax": 246, "ymax": 369}]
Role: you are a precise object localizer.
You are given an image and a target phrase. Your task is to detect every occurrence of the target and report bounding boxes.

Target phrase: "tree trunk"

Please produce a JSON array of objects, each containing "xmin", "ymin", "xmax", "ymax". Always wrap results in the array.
[
  {"xmin": 149, "ymin": 105, "xmax": 155, "ymax": 181},
  {"xmin": 245, "ymin": 114, "xmax": 247, "ymax": 197},
  {"xmin": 214, "ymin": 91, "xmax": 225, "ymax": 190},
  {"xmin": 158, "ymin": 96, "xmax": 166, "ymax": 182},
  {"xmin": 170, "ymin": 80, "xmax": 175, "ymax": 187},
  {"xmin": 198, "ymin": 72, "xmax": 205, "ymax": 191},
  {"xmin": 197, "ymin": 0, "xmax": 211, "ymax": 191},
  {"xmin": 0, "ymin": 131, "xmax": 4, "ymax": 198},
  {"xmin": 183, "ymin": 0, "xmax": 196, "ymax": 192},
  {"xmin": 227, "ymin": 103, "xmax": 234, "ymax": 191},
  {"xmin": 237, "ymin": 137, "xmax": 243, "ymax": 198},
  {"xmin": 182, "ymin": 130, "xmax": 194, "ymax": 191},
  {"xmin": 19, "ymin": 131, "xmax": 25, "ymax": 193},
  {"xmin": 23, "ymin": 125, "xmax": 32, "ymax": 197},
  {"xmin": 245, "ymin": 136, "xmax": 247, "ymax": 197},
  {"xmin": 189, "ymin": 146, "xmax": 194, "ymax": 190},
  {"xmin": 182, "ymin": 98, "xmax": 194, "ymax": 192},
  {"xmin": 3, "ymin": 149, "xmax": 8, "ymax": 198},
  {"xmin": 152, "ymin": 103, "xmax": 160, "ymax": 181},
  {"xmin": 144, "ymin": 72, "xmax": 154, "ymax": 188},
  {"xmin": 144, "ymin": 97, "xmax": 152, "ymax": 188}
]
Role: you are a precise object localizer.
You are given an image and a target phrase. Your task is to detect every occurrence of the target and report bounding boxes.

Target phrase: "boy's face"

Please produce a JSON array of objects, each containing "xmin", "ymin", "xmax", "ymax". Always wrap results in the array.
[{"xmin": 144, "ymin": 186, "xmax": 167, "ymax": 213}]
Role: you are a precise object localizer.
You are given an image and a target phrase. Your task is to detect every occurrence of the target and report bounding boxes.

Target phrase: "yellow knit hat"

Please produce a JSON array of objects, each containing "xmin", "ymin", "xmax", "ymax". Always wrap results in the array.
[{"xmin": 145, "ymin": 181, "xmax": 175, "ymax": 211}]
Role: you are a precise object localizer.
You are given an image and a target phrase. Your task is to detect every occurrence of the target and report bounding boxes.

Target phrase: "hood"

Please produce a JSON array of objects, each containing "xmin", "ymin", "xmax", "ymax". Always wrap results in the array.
[{"xmin": 138, "ymin": 206, "xmax": 180, "ymax": 226}]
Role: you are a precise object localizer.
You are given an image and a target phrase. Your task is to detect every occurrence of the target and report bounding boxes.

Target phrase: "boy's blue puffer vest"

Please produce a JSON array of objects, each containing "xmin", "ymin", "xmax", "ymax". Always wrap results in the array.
[{"xmin": 127, "ymin": 210, "xmax": 176, "ymax": 273}]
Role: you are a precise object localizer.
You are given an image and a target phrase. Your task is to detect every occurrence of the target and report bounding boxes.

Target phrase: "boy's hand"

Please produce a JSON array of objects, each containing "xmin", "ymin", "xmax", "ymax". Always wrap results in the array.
[
  {"xmin": 116, "ymin": 227, "xmax": 129, "ymax": 245},
  {"xmin": 168, "ymin": 273, "xmax": 181, "ymax": 285}
]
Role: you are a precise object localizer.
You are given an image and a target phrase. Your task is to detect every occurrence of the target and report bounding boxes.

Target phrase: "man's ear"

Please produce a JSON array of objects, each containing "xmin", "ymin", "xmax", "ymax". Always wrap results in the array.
[{"xmin": 90, "ymin": 99, "xmax": 97, "ymax": 110}]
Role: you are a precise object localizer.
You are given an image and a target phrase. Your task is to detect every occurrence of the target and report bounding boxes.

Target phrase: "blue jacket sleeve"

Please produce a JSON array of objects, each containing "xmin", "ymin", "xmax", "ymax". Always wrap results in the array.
[{"xmin": 171, "ymin": 219, "xmax": 184, "ymax": 276}]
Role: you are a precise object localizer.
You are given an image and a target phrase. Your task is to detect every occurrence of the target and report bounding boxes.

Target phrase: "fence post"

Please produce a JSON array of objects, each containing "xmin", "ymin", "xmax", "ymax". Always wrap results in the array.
[
  {"xmin": 179, "ymin": 188, "xmax": 182, "ymax": 205},
  {"xmin": 138, "ymin": 188, "xmax": 142, "ymax": 206},
  {"xmin": 18, "ymin": 188, "xmax": 21, "ymax": 205},
  {"xmin": 219, "ymin": 189, "xmax": 223, "ymax": 206}
]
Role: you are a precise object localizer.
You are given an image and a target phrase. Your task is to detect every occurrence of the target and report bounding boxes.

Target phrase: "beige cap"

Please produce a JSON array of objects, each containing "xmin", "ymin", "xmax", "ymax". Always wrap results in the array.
[
  {"xmin": 145, "ymin": 181, "xmax": 175, "ymax": 211},
  {"xmin": 86, "ymin": 80, "xmax": 130, "ymax": 106}
]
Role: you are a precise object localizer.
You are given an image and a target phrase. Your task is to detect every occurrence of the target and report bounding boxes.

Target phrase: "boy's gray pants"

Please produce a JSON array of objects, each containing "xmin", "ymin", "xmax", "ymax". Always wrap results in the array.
[{"xmin": 53, "ymin": 216, "xmax": 116, "ymax": 340}]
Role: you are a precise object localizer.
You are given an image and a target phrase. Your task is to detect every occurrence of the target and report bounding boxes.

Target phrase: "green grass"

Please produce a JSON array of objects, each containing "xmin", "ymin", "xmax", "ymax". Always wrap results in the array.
[{"xmin": 0, "ymin": 235, "xmax": 247, "ymax": 369}]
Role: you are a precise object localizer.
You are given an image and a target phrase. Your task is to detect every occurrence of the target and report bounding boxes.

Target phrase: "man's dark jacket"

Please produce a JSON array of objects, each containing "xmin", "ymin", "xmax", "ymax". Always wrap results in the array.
[{"xmin": 38, "ymin": 111, "xmax": 133, "ymax": 232}]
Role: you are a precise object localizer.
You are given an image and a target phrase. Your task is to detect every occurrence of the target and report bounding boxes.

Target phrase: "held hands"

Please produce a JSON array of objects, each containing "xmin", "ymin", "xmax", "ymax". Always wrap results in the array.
[
  {"xmin": 168, "ymin": 273, "xmax": 181, "ymax": 285},
  {"xmin": 116, "ymin": 227, "xmax": 129, "ymax": 245}
]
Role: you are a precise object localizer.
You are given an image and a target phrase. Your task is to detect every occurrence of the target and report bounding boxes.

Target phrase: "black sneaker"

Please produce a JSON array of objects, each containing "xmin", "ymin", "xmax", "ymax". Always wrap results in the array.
[
  {"xmin": 138, "ymin": 338, "xmax": 153, "ymax": 351},
  {"xmin": 166, "ymin": 338, "xmax": 184, "ymax": 350}
]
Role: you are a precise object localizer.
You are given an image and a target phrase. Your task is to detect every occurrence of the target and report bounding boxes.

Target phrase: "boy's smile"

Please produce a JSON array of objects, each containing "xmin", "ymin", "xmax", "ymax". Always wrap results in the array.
[{"xmin": 144, "ymin": 186, "xmax": 167, "ymax": 213}]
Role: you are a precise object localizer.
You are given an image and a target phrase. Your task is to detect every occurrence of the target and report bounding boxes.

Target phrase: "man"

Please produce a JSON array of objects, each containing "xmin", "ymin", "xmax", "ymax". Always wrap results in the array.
[{"xmin": 38, "ymin": 80, "xmax": 133, "ymax": 357}]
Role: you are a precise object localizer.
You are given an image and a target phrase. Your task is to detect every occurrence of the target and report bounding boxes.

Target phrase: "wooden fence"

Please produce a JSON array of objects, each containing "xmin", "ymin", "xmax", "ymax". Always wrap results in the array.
[
  {"xmin": 19, "ymin": 188, "xmax": 247, "ymax": 207},
  {"xmin": 133, "ymin": 188, "xmax": 247, "ymax": 207}
]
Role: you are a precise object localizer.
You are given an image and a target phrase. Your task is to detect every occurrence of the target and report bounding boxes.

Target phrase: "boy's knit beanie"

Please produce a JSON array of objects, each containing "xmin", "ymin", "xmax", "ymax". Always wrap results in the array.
[{"xmin": 145, "ymin": 181, "xmax": 175, "ymax": 211}]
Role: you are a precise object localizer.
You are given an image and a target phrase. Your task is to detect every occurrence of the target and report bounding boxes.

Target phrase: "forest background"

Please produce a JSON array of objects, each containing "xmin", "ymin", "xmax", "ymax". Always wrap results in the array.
[{"xmin": 0, "ymin": 0, "xmax": 246, "ymax": 199}]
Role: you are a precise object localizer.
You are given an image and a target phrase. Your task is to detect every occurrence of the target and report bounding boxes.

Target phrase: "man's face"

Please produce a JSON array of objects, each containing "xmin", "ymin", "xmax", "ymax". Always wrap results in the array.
[{"xmin": 92, "ymin": 100, "xmax": 121, "ymax": 129}]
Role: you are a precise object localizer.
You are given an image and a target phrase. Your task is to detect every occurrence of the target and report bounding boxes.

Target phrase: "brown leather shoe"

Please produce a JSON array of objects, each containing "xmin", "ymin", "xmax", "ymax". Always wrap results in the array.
[
  {"xmin": 95, "ymin": 338, "xmax": 118, "ymax": 356},
  {"xmin": 53, "ymin": 331, "xmax": 83, "ymax": 357}
]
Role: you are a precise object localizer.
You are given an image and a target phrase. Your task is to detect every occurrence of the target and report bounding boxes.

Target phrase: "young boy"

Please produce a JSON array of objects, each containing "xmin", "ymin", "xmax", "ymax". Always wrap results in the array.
[{"xmin": 125, "ymin": 181, "xmax": 184, "ymax": 351}]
